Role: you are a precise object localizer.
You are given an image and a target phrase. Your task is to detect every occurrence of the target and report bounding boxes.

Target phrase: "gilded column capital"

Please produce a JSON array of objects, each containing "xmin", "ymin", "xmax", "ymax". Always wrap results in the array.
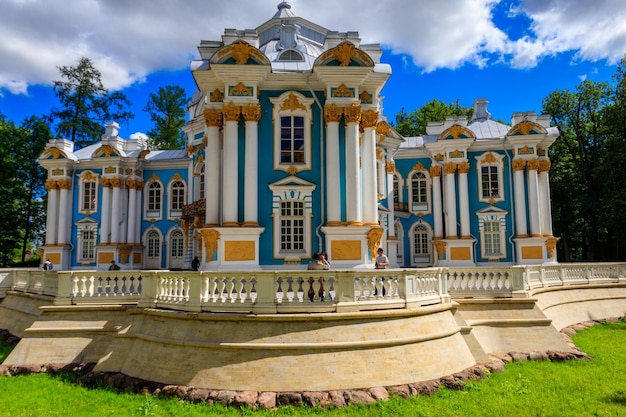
[
  {"xmin": 324, "ymin": 103, "xmax": 343, "ymax": 123},
  {"xmin": 538, "ymin": 159, "xmax": 551, "ymax": 173},
  {"xmin": 222, "ymin": 102, "xmax": 241, "ymax": 122},
  {"xmin": 512, "ymin": 159, "xmax": 527, "ymax": 172},
  {"xmin": 360, "ymin": 109, "xmax": 379, "ymax": 129},
  {"xmin": 444, "ymin": 162, "xmax": 457, "ymax": 175},
  {"xmin": 100, "ymin": 178, "xmax": 113, "ymax": 188},
  {"xmin": 241, "ymin": 103, "xmax": 261, "ymax": 122},
  {"xmin": 110, "ymin": 177, "xmax": 124, "ymax": 188},
  {"xmin": 343, "ymin": 103, "xmax": 362, "ymax": 124},
  {"xmin": 385, "ymin": 161, "xmax": 395, "ymax": 174},
  {"xmin": 56, "ymin": 179, "xmax": 72, "ymax": 190},
  {"xmin": 526, "ymin": 158, "xmax": 540, "ymax": 171},
  {"xmin": 457, "ymin": 161, "xmax": 470, "ymax": 174},
  {"xmin": 200, "ymin": 229, "xmax": 220, "ymax": 263},
  {"xmin": 433, "ymin": 240, "xmax": 446, "ymax": 260},
  {"xmin": 430, "ymin": 165, "xmax": 442, "ymax": 178},
  {"xmin": 44, "ymin": 179, "xmax": 58, "ymax": 191},
  {"xmin": 204, "ymin": 109, "xmax": 223, "ymax": 127}
]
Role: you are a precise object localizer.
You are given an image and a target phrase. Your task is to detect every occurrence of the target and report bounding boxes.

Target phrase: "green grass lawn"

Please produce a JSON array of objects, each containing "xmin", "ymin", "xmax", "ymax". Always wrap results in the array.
[{"xmin": 0, "ymin": 321, "xmax": 624, "ymax": 416}]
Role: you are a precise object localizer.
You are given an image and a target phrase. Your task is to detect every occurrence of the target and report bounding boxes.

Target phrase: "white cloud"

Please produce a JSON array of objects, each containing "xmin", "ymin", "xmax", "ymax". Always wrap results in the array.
[{"xmin": 0, "ymin": 0, "xmax": 624, "ymax": 95}]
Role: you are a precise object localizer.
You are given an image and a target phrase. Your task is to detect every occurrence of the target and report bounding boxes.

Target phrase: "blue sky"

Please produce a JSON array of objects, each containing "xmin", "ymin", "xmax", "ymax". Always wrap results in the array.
[{"xmin": 0, "ymin": 0, "xmax": 624, "ymax": 136}]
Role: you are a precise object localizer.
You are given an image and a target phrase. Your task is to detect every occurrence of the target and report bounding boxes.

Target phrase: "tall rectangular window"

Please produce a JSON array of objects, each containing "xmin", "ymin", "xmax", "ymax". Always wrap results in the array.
[
  {"xmin": 170, "ymin": 181, "xmax": 185, "ymax": 211},
  {"xmin": 280, "ymin": 201, "xmax": 304, "ymax": 251},
  {"xmin": 148, "ymin": 182, "xmax": 161, "ymax": 211},
  {"xmin": 82, "ymin": 181, "xmax": 97, "ymax": 211},
  {"xmin": 80, "ymin": 230, "xmax": 96, "ymax": 261},
  {"xmin": 481, "ymin": 166, "xmax": 499, "ymax": 198},
  {"xmin": 280, "ymin": 116, "xmax": 305, "ymax": 164},
  {"xmin": 483, "ymin": 220, "xmax": 501, "ymax": 256}
]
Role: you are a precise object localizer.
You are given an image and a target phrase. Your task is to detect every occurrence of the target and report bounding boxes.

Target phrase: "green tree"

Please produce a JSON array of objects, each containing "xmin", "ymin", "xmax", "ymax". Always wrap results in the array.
[
  {"xmin": 142, "ymin": 85, "xmax": 188, "ymax": 150},
  {"xmin": 0, "ymin": 114, "xmax": 50, "ymax": 266},
  {"xmin": 50, "ymin": 57, "xmax": 134, "ymax": 149},
  {"xmin": 543, "ymin": 80, "xmax": 612, "ymax": 261},
  {"xmin": 394, "ymin": 99, "xmax": 473, "ymax": 136}
]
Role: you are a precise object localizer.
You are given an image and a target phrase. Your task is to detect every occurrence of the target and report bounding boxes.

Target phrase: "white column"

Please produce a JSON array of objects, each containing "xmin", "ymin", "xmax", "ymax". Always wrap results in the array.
[
  {"xmin": 538, "ymin": 159, "xmax": 553, "ymax": 236},
  {"xmin": 135, "ymin": 187, "xmax": 142, "ymax": 245},
  {"xmin": 430, "ymin": 166, "xmax": 444, "ymax": 238},
  {"xmin": 361, "ymin": 110, "xmax": 379, "ymax": 225},
  {"xmin": 526, "ymin": 159, "xmax": 541, "ymax": 237},
  {"xmin": 242, "ymin": 104, "xmax": 260, "ymax": 226},
  {"xmin": 512, "ymin": 159, "xmax": 528, "ymax": 237},
  {"xmin": 110, "ymin": 178, "xmax": 122, "ymax": 244},
  {"xmin": 204, "ymin": 109, "xmax": 222, "ymax": 226},
  {"xmin": 56, "ymin": 180, "xmax": 72, "ymax": 244},
  {"xmin": 325, "ymin": 105, "xmax": 342, "ymax": 225},
  {"xmin": 100, "ymin": 179, "xmax": 111, "ymax": 244},
  {"xmin": 126, "ymin": 179, "xmax": 138, "ymax": 244},
  {"xmin": 222, "ymin": 103, "xmax": 240, "ymax": 226},
  {"xmin": 457, "ymin": 161, "xmax": 471, "ymax": 238},
  {"xmin": 344, "ymin": 104, "xmax": 362, "ymax": 226},
  {"xmin": 444, "ymin": 162, "xmax": 458, "ymax": 239},
  {"xmin": 45, "ymin": 180, "xmax": 59, "ymax": 245}
]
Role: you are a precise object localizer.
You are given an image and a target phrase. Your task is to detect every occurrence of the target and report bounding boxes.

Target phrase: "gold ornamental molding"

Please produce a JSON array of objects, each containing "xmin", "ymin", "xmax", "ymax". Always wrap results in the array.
[
  {"xmin": 242, "ymin": 103, "xmax": 261, "ymax": 122},
  {"xmin": 412, "ymin": 161, "xmax": 426, "ymax": 172},
  {"xmin": 222, "ymin": 102, "xmax": 241, "ymax": 122},
  {"xmin": 360, "ymin": 109, "xmax": 379, "ymax": 129},
  {"xmin": 526, "ymin": 158, "xmax": 540, "ymax": 171},
  {"xmin": 367, "ymin": 227, "xmax": 385, "ymax": 261},
  {"xmin": 439, "ymin": 124, "xmax": 475, "ymax": 140},
  {"xmin": 508, "ymin": 120, "xmax": 546, "ymax": 136},
  {"xmin": 210, "ymin": 89, "xmax": 224, "ymax": 103},
  {"xmin": 386, "ymin": 161, "xmax": 396, "ymax": 174},
  {"xmin": 360, "ymin": 91, "xmax": 373, "ymax": 104},
  {"xmin": 481, "ymin": 152, "xmax": 498, "ymax": 164},
  {"xmin": 331, "ymin": 84, "xmax": 354, "ymax": 98},
  {"xmin": 229, "ymin": 82, "xmax": 253, "ymax": 97},
  {"xmin": 434, "ymin": 240, "xmax": 446, "ymax": 260},
  {"xmin": 324, "ymin": 103, "xmax": 343, "ymax": 123},
  {"xmin": 200, "ymin": 229, "xmax": 220, "ymax": 263},
  {"xmin": 512, "ymin": 159, "xmax": 526, "ymax": 172},
  {"xmin": 333, "ymin": 42, "xmax": 358, "ymax": 66},
  {"xmin": 204, "ymin": 109, "xmax": 223, "ymax": 127},
  {"xmin": 457, "ymin": 161, "xmax": 470, "ymax": 174},
  {"xmin": 280, "ymin": 92, "xmax": 307, "ymax": 112},
  {"xmin": 44, "ymin": 179, "xmax": 59, "ymax": 191},
  {"xmin": 430, "ymin": 165, "xmax": 442, "ymax": 178},
  {"xmin": 343, "ymin": 103, "xmax": 362, "ymax": 124},
  {"xmin": 42, "ymin": 147, "xmax": 66, "ymax": 159},
  {"xmin": 538, "ymin": 159, "xmax": 551, "ymax": 173}
]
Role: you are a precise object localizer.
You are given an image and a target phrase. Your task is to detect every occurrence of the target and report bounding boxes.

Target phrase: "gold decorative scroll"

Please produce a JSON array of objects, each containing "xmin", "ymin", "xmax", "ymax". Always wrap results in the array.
[
  {"xmin": 333, "ymin": 42, "xmax": 357, "ymax": 66},
  {"xmin": 200, "ymin": 229, "xmax": 220, "ymax": 263},
  {"xmin": 210, "ymin": 89, "xmax": 224, "ymax": 102},
  {"xmin": 385, "ymin": 161, "xmax": 395, "ymax": 174},
  {"xmin": 280, "ymin": 93, "xmax": 306, "ymax": 112},
  {"xmin": 367, "ymin": 227, "xmax": 384, "ymax": 261},
  {"xmin": 231, "ymin": 42, "xmax": 252, "ymax": 64}
]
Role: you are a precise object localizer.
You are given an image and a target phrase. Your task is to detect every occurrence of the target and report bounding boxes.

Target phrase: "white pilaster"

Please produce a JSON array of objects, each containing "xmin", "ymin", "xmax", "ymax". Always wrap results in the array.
[
  {"xmin": 361, "ymin": 112, "xmax": 378, "ymax": 225},
  {"xmin": 45, "ymin": 182, "xmax": 58, "ymax": 245},
  {"xmin": 111, "ymin": 179, "xmax": 121, "ymax": 244},
  {"xmin": 527, "ymin": 159, "xmax": 541, "ymax": 237},
  {"xmin": 431, "ymin": 166, "xmax": 443, "ymax": 238},
  {"xmin": 222, "ymin": 103, "xmax": 240, "ymax": 226},
  {"xmin": 513, "ymin": 160, "xmax": 528, "ymax": 236},
  {"xmin": 57, "ymin": 182, "xmax": 71, "ymax": 244},
  {"xmin": 100, "ymin": 181, "xmax": 111, "ymax": 244},
  {"xmin": 205, "ymin": 110, "xmax": 222, "ymax": 226},
  {"xmin": 325, "ymin": 106, "xmax": 341, "ymax": 225},
  {"xmin": 444, "ymin": 163, "xmax": 458, "ymax": 239},
  {"xmin": 344, "ymin": 104, "xmax": 362, "ymax": 226},
  {"xmin": 457, "ymin": 162, "xmax": 471, "ymax": 238},
  {"xmin": 538, "ymin": 160, "xmax": 553, "ymax": 236},
  {"xmin": 127, "ymin": 180, "xmax": 137, "ymax": 244},
  {"xmin": 242, "ymin": 104, "xmax": 260, "ymax": 226}
]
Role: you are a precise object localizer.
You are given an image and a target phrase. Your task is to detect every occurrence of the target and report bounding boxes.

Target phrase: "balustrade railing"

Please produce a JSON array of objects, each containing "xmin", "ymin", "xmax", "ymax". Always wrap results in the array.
[{"xmin": 4, "ymin": 262, "xmax": 624, "ymax": 311}]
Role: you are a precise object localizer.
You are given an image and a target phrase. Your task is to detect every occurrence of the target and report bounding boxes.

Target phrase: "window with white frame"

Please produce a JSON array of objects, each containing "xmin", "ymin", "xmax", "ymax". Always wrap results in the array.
[
  {"xmin": 75, "ymin": 219, "xmax": 98, "ymax": 263},
  {"xmin": 393, "ymin": 172, "xmax": 404, "ymax": 210},
  {"xmin": 78, "ymin": 171, "xmax": 98, "ymax": 213},
  {"xmin": 476, "ymin": 152, "xmax": 504, "ymax": 202},
  {"xmin": 476, "ymin": 207, "xmax": 508, "ymax": 260},
  {"xmin": 269, "ymin": 175, "xmax": 316, "ymax": 261},
  {"xmin": 408, "ymin": 170, "xmax": 431, "ymax": 213},
  {"xmin": 147, "ymin": 230, "xmax": 161, "ymax": 258},
  {"xmin": 270, "ymin": 92, "xmax": 313, "ymax": 172},
  {"xmin": 197, "ymin": 164, "xmax": 205, "ymax": 200},
  {"xmin": 280, "ymin": 201, "xmax": 305, "ymax": 251},
  {"xmin": 170, "ymin": 229, "xmax": 184, "ymax": 257},
  {"xmin": 409, "ymin": 222, "xmax": 432, "ymax": 266},
  {"xmin": 395, "ymin": 221, "xmax": 404, "ymax": 266},
  {"xmin": 145, "ymin": 180, "xmax": 162, "ymax": 219},
  {"xmin": 169, "ymin": 180, "xmax": 186, "ymax": 218}
]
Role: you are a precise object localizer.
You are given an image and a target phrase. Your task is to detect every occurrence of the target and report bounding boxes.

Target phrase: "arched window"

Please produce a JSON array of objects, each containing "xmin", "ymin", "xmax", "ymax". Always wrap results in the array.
[
  {"xmin": 278, "ymin": 49, "xmax": 304, "ymax": 61},
  {"xmin": 146, "ymin": 229, "xmax": 162, "ymax": 269},
  {"xmin": 409, "ymin": 222, "xmax": 433, "ymax": 267},
  {"xmin": 146, "ymin": 181, "xmax": 162, "ymax": 219},
  {"xmin": 408, "ymin": 168, "xmax": 431, "ymax": 214}
]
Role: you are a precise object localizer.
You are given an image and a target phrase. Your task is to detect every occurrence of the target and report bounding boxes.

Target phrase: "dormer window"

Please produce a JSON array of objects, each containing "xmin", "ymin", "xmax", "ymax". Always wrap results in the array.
[{"xmin": 278, "ymin": 49, "xmax": 304, "ymax": 61}]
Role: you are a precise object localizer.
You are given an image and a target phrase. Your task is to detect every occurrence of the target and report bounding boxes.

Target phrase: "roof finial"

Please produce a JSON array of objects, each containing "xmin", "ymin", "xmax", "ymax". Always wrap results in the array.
[{"xmin": 277, "ymin": 1, "xmax": 291, "ymax": 11}]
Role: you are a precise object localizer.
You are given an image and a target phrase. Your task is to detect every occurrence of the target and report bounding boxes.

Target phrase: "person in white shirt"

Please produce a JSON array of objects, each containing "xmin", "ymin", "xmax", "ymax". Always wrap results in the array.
[{"xmin": 374, "ymin": 248, "xmax": 389, "ymax": 269}]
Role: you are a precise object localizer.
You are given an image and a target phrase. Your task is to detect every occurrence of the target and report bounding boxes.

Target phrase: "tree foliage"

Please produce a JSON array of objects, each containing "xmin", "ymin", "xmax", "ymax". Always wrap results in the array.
[
  {"xmin": 394, "ymin": 99, "xmax": 473, "ymax": 136},
  {"xmin": 143, "ymin": 85, "xmax": 188, "ymax": 150},
  {"xmin": 543, "ymin": 57, "xmax": 626, "ymax": 261},
  {"xmin": 50, "ymin": 57, "xmax": 134, "ymax": 149},
  {"xmin": 0, "ymin": 114, "xmax": 50, "ymax": 266}
]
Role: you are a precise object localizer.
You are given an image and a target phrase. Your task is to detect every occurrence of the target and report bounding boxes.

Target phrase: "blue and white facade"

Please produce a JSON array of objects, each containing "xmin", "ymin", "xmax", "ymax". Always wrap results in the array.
[{"xmin": 38, "ymin": 2, "xmax": 559, "ymax": 271}]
